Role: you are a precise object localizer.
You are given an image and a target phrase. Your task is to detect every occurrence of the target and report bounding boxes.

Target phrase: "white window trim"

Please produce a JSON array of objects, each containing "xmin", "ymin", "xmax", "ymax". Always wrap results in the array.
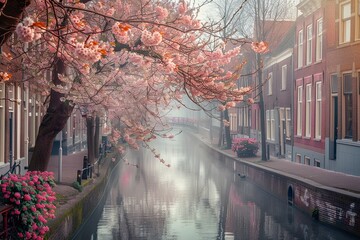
[
  {"xmin": 356, "ymin": 0, "xmax": 360, "ymax": 40},
  {"xmin": 315, "ymin": 82, "xmax": 322, "ymax": 139},
  {"xmin": 297, "ymin": 86, "xmax": 303, "ymax": 136},
  {"xmin": 281, "ymin": 65, "xmax": 287, "ymax": 90},
  {"xmin": 305, "ymin": 84, "xmax": 312, "ymax": 138},
  {"xmin": 340, "ymin": 2, "xmax": 351, "ymax": 44},
  {"xmin": 298, "ymin": 30, "xmax": 304, "ymax": 68},
  {"xmin": 316, "ymin": 18, "xmax": 323, "ymax": 62},
  {"xmin": 306, "ymin": 24, "xmax": 313, "ymax": 65},
  {"xmin": 268, "ymin": 72, "xmax": 273, "ymax": 95},
  {"xmin": 270, "ymin": 110, "xmax": 275, "ymax": 141},
  {"xmin": 285, "ymin": 108, "xmax": 291, "ymax": 139}
]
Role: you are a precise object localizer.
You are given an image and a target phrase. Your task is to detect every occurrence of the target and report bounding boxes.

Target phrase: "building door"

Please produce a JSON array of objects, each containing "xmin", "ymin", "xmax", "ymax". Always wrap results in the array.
[
  {"xmin": 281, "ymin": 120, "xmax": 286, "ymax": 156},
  {"xmin": 330, "ymin": 96, "xmax": 338, "ymax": 159}
]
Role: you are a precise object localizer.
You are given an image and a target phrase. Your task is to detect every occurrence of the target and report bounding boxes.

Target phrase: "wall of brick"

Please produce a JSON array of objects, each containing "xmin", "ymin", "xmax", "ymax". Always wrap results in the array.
[{"xmin": 214, "ymin": 150, "xmax": 360, "ymax": 237}]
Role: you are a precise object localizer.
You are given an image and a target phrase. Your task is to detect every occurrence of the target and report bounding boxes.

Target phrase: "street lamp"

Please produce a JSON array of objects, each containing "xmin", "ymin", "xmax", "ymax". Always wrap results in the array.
[{"xmin": 58, "ymin": 130, "xmax": 62, "ymax": 182}]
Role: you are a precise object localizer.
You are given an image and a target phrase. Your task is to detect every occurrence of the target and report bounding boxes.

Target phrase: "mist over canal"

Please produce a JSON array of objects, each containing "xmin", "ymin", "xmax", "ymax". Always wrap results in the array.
[{"xmin": 73, "ymin": 132, "xmax": 357, "ymax": 240}]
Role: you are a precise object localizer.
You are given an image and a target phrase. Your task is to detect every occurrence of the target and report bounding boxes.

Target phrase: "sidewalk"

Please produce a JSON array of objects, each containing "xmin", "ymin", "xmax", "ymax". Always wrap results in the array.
[
  {"xmin": 201, "ymin": 135, "xmax": 360, "ymax": 196},
  {"xmin": 47, "ymin": 150, "xmax": 94, "ymax": 205},
  {"xmin": 48, "ymin": 150, "xmax": 86, "ymax": 185}
]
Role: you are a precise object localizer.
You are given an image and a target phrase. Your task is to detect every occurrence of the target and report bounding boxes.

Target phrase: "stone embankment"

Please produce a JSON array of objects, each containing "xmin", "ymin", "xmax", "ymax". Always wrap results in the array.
[
  {"xmin": 197, "ymin": 134, "xmax": 360, "ymax": 238},
  {"xmin": 46, "ymin": 151, "xmax": 120, "ymax": 240}
]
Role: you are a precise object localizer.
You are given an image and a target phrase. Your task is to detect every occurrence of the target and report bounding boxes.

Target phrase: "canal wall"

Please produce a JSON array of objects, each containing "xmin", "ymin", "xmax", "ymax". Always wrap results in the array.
[
  {"xmin": 204, "ymin": 143, "xmax": 360, "ymax": 238},
  {"xmin": 46, "ymin": 156, "xmax": 121, "ymax": 240}
]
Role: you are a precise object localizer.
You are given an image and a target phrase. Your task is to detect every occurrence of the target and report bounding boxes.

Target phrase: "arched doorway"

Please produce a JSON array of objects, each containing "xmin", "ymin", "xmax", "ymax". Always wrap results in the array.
[{"xmin": 288, "ymin": 185, "xmax": 293, "ymax": 206}]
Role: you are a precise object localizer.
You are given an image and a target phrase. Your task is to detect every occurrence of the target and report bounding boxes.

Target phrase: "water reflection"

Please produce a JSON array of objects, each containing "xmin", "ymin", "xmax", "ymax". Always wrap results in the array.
[{"xmin": 73, "ymin": 133, "xmax": 357, "ymax": 240}]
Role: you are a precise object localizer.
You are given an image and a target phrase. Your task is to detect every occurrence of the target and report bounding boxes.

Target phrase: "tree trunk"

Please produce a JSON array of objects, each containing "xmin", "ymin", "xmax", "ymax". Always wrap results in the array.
[
  {"xmin": 218, "ymin": 111, "xmax": 224, "ymax": 147},
  {"xmin": 257, "ymin": 53, "xmax": 267, "ymax": 161},
  {"xmin": 224, "ymin": 109, "xmax": 232, "ymax": 149},
  {"xmin": 86, "ymin": 117, "xmax": 95, "ymax": 164},
  {"xmin": 29, "ymin": 59, "xmax": 74, "ymax": 171},
  {"xmin": 94, "ymin": 116, "xmax": 100, "ymax": 159},
  {"xmin": 0, "ymin": 0, "xmax": 30, "ymax": 47}
]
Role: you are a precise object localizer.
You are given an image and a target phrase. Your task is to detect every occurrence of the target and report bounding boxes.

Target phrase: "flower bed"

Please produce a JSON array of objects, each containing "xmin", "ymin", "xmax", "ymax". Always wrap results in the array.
[
  {"xmin": 231, "ymin": 138, "xmax": 259, "ymax": 157},
  {"xmin": 0, "ymin": 171, "xmax": 56, "ymax": 239}
]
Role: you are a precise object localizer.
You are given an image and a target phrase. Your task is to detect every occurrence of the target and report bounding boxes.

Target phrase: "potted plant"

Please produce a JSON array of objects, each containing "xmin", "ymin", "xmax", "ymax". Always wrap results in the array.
[{"xmin": 231, "ymin": 138, "xmax": 259, "ymax": 157}]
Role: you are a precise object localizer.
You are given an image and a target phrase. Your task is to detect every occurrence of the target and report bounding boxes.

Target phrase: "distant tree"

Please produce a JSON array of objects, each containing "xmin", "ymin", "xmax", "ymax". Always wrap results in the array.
[
  {"xmin": 206, "ymin": 0, "xmax": 251, "ymax": 149},
  {"xmin": 232, "ymin": 0, "xmax": 296, "ymax": 160}
]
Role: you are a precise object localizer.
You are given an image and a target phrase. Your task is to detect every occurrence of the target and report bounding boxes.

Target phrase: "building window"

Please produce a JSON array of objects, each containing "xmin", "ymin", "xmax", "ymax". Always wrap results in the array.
[
  {"xmin": 305, "ymin": 156, "xmax": 311, "ymax": 165},
  {"xmin": 331, "ymin": 74, "xmax": 338, "ymax": 93},
  {"xmin": 306, "ymin": 24, "xmax": 312, "ymax": 65},
  {"xmin": 305, "ymin": 84, "xmax": 312, "ymax": 138},
  {"xmin": 243, "ymin": 107, "xmax": 249, "ymax": 127},
  {"xmin": 316, "ymin": 18, "xmax": 323, "ymax": 61},
  {"xmin": 297, "ymin": 86, "xmax": 303, "ymax": 136},
  {"xmin": 296, "ymin": 154, "xmax": 301, "ymax": 163},
  {"xmin": 15, "ymin": 86, "xmax": 21, "ymax": 159},
  {"xmin": 315, "ymin": 82, "xmax": 322, "ymax": 139},
  {"xmin": 298, "ymin": 29, "xmax": 303, "ymax": 68},
  {"xmin": 341, "ymin": 2, "xmax": 351, "ymax": 43},
  {"xmin": 230, "ymin": 113, "xmax": 237, "ymax": 132},
  {"xmin": 281, "ymin": 65, "xmax": 287, "ymax": 90},
  {"xmin": 343, "ymin": 73, "xmax": 352, "ymax": 138},
  {"xmin": 270, "ymin": 110, "xmax": 275, "ymax": 141},
  {"xmin": 357, "ymin": 0, "xmax": 360, "ymax": 39},
  {"xmin": 314, "ymin": 159, "xmax": 321, "ymax": 167},
  {"xmin": 268, "ymin": 72, "xmax": 273, "ymax": 95},
  {"xmin": 285, "ymin": 108, "xmax": 291, "ymax": 139},
  {"xmin": 266, "ymin": 110, "xmax": 271, "ymax": 140}
]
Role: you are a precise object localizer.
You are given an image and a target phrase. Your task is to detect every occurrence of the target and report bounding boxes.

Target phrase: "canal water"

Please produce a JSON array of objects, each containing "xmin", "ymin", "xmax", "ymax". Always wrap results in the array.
[{"xmin": 73, "ymin": 133, "xmax": 357, "ymax": 240}]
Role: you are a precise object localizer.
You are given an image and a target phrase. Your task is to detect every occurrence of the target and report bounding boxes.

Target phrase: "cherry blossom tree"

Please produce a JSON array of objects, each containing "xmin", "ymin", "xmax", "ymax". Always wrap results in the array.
[{"xmin": 0, "ymin": 0, "xmax": 265, "ymax": 171}]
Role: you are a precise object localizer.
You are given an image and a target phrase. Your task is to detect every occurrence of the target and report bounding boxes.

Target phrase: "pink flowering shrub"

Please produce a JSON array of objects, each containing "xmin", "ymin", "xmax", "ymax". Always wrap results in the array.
[
  {"xmin": 0, "ymin": 171, "xmax": 56, "ymax": 239},
  {"xmin": 231, "ymin": 138, "xmax": 259, "ymax": 157}
]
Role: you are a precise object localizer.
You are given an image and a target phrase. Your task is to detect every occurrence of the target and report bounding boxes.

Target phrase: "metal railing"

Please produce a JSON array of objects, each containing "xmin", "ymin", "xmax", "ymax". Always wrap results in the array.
[
  {"xmin": 0, "ymin": 162, "xmax": 22, "ymax": 180},
  {"xmin": 76, "ymin": 152, "xmax": 104, "ymax": 185}
]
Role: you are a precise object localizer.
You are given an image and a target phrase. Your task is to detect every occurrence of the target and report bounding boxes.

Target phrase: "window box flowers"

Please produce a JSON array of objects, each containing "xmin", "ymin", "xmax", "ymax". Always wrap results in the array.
[
  {"xmin": 0, "ymin": 171, "xmax": 56, "ymax": 239},
  {"xmin": 231, "ymin": 138, "xmax": 259, "ymax": 157}
]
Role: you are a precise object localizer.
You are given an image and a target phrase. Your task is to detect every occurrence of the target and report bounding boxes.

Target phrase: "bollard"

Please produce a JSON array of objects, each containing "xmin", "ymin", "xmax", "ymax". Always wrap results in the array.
[
  {"xmin": 82, "ymin": 156, "xmax": 88, "ymax": 179},
  {"xmin": 88, "ymin": 163, "xmax": 92, "ymax": 178},
  {"xmin": 77, "ymin": 170, "xmax": 82, "ymax": 185}
]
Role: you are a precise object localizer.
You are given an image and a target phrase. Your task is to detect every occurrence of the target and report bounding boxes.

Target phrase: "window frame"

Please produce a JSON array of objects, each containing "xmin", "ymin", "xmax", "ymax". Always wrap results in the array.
[
  {"xmin": 281, "ymin": 65, "xmax": 287, "ymax": 90},
  {"xmin": 315, "ymin": 82, "xmax": 322, "ymax": 139},
  {"xmin": 343, "ymin": 73, "xmax": 353, "ymax": 138},
  {"xmin": 268, "ymin": 72, "xmax": 273, "ymax": 95},
  {"xmin": 306, "ymin": 24, "xmax": 313, "ymax": 65},
  {"xmin": 305, "ymin": 83, "xmax": 312, "ymax": 138},
  {"xmin": 285, "ymin": 108, "xmax": 291, "ymax": 139},
  {"xmin": 316, "ymin": 18, "xmax": 323, "ymax": 61},
  {"xmin": 356, "ymin": 0, "xmax": 360, "ymax": 40},
  {"xmin": 297, "ymin": 85, "xmax": 303, "ymax": 136},
  {"xmin": 270, "ymin": 110, "xmax": 275, "ymax": 141},
  {"xmin": 298, "ymin": 29, "xmax": 304, "ymax": 68},
  {"xmin": 340, "ymin": 2, "xmax": 351, "ymax": 43}
]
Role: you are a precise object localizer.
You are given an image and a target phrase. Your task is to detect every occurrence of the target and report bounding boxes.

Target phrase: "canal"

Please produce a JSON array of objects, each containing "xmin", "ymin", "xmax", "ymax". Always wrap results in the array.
[{"xmin": 73, "ymin": 132, "xmax": 357, "ymax": 240}]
